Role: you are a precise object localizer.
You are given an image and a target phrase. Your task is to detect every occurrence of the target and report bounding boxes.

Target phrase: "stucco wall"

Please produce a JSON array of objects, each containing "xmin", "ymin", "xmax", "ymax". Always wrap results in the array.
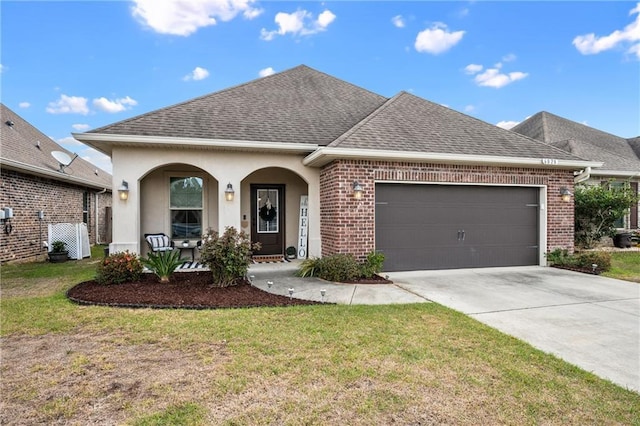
[
  {"xmin": 109, "ymin": 146, "xmax": 321, "ymax": 257},
  {"xmin": 0, "ymin": 168, "xmax": 112, "ymax": 263},
  {"xmin": 320, "ymin": 160, "xmax": 576, "ymax": 262}
]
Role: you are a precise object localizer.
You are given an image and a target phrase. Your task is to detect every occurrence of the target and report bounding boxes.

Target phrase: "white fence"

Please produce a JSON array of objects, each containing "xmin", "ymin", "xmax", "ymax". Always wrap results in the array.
[{"xmin": 48, "ymin": 223, "xmax": 91, "ymax": 260}]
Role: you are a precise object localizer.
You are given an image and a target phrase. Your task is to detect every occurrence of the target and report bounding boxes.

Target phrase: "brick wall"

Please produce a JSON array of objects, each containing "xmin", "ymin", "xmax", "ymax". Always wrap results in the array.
[
  {"xmin": 0, "ymin": 169, "xmax": 112, "ymax": 263},
  {"xmin": 320, "ymin": 160, "xmax": 575, "ymax": 260}
]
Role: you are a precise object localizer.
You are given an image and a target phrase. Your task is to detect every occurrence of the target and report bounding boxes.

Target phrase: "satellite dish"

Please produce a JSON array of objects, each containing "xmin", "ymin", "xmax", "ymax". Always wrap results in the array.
[{"xmin": 51, "ymin": 151, "xmax": 74, "ymax": 173}]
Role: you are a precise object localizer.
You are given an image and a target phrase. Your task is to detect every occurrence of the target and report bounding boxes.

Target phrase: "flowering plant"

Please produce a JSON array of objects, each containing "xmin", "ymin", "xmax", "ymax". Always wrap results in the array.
[{"xmin": 96, "ymin": 250, "xmax": 143, "ymax": 285}]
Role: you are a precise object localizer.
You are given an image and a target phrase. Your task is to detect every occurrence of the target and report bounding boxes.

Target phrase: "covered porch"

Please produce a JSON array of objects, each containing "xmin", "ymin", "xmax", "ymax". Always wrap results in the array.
[{"xmin": 108, "ymin": 148, "xmax": 321, "ymax": 261}]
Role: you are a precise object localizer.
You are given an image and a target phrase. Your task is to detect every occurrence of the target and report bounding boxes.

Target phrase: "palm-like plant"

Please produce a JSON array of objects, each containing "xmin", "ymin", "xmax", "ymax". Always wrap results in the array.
[{"xmin": 141, "ymin": 250, "xmax": 184, "ymax": 283}]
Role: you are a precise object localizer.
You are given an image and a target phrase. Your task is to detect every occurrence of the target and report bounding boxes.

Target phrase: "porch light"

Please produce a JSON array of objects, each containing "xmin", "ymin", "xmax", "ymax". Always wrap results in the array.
[
  {"xmin": 225, "ymin": 183, "xmax": 235, "ymax": 201},
  {"xmin": 559, "ymin": 187, "xmax": 572, "ymax": 202},
  {"xmin": 353, "ymin": 181, "xmax": 364, "ymax": 199},
  {"xmin": 118, "ymin": 180, "xmax": 129, "ymax": 201}
]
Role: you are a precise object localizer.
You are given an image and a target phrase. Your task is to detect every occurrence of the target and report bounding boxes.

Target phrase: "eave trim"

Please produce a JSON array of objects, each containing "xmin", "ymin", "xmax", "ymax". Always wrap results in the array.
[
  {"xmin": 302, "ymin": 147, "xmax": 603, "ymax": 169},
  {"xmin": 73, "ymin": 132, "xmax": 319, "ymax": 155}
]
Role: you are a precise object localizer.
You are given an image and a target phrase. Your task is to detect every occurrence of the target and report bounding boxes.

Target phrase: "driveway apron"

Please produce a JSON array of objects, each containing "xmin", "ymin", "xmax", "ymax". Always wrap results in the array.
[{"xmin": 388, "ymin": 266, "xmax": 640, "ymax": 393}]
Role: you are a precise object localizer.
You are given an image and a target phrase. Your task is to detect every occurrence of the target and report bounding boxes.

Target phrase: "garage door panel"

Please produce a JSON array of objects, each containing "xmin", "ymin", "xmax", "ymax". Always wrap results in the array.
[{"xmin": 376, "ymin": 184, "xmax": 540, "ymax": 271}]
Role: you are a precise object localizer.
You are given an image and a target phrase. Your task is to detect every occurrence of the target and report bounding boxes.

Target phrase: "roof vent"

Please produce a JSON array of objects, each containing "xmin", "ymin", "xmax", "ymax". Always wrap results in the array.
[
  {"xmin": 5, "ymin": 120, "xmax": 14, "ymax": 127},
  {"xmin": 36, "ymin": 140, "xmax": 41, "ymax": 149}
]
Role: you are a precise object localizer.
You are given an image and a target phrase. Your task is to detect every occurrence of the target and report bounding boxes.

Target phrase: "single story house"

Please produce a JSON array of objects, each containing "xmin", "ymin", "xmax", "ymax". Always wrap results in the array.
[
  {"xmin": 74, "ymin": 65, "xmax": 601, "ymax": 271},
  {"xmin": 512, "ymin": 111, "xmax": 639, "ymax": 232},
  {"xmin": 0, "ymin": 103, "xmax": 112, "ymax": 263}
]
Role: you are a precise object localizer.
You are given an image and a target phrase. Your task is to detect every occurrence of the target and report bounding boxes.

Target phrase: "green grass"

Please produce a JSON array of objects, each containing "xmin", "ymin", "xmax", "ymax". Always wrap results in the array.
[
  {"xmin": 603, "ymin": 251, "xmax": 640, "ymax": 282},
  {"xmin": 2, "ymin": 247, "xmax": 640, "ymax": 424}
]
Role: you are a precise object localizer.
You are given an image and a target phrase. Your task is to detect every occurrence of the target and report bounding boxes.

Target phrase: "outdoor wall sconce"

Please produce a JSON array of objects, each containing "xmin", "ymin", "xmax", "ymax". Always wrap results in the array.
[
  {"xmin": 560, "ymin": 187, "xmax": 572, "ymax": 202},
  {"xmin": 118, "ymin": 180, "xmax": 129, "ymax": 201},
  {"xmin": 225, "ymin": 183, "xmax": 235, "ymax": 201},
  {"xmin": 353, "ymin": 181, "xmax": 364, "ymax": 199}
]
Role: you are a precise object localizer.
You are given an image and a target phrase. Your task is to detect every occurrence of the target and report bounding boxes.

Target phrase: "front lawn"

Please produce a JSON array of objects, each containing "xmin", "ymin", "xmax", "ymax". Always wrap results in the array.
[
  {"xmin": 603, "ymin": 251, "xmax": 640, "ymax": 283},
  {"xmin": 1, "ymin": 247, "xmax": 639, "ymax": 425}
]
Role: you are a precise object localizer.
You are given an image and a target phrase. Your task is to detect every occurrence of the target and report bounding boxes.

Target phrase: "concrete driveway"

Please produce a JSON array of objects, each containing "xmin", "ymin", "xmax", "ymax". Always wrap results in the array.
[{"xmin": 387, "ymin": 266, "xmax": 640, "ymax": 393}]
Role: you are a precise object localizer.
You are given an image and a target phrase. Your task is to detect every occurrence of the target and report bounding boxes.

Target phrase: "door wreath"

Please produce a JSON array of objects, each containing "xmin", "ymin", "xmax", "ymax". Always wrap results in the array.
[{"xmin": 259, "ymin": 204, "xmax": 277, "ymax": 222}]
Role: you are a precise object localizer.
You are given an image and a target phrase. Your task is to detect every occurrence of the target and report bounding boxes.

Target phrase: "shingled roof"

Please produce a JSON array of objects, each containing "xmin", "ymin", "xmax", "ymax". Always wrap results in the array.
[
  {"xmin": 90, "ymin": 65, "xmax": 387, "ymax": 146},
  {"xmin": 329, "ymin": 92, "xmax": 583, "ymax": 160},
  {"xmin": 1, "ymin": 104, "xmax": 111, "ymax": 189},
  {"xmin": 81, "ymin": 65, "xmax": 596, "ymax": 168},
  {"xmin": 511, "ymin": 111, "xmax": 640, "ymax": 173}
]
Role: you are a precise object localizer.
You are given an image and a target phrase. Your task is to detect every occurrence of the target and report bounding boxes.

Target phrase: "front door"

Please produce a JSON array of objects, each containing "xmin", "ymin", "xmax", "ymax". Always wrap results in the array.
[{"xmin": 251, "ymin": 185, "xmax": 285, "ymax": 255}]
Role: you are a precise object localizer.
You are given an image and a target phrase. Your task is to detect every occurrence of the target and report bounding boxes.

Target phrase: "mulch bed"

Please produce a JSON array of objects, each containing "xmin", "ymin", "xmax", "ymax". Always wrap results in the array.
[
  {"xmin": 551, "ymin": 265, "xmax": 602, "ymax": 275},
  {"xmin": 67, "ymin": 272, "xmax": 326, "ymax": 310}
]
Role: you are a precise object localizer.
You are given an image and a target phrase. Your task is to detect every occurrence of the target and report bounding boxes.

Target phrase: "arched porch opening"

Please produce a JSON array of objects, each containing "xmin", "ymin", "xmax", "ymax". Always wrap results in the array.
[
  {"xmin": 140, "ymin": 163, "xmax": 218, "ymax": 257},
  {"xmin": 241, "ymin": 167, "xmax": 309, "ymax": 258}
]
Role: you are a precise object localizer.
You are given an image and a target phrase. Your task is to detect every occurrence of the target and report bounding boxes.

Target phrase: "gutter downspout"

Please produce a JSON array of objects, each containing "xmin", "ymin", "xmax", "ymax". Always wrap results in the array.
[
  {"xmin": 574, "ymin": 167, "xmax": 591, "ymax": 184},
  {"xmin": 95, "ymin": 188, "xmax": 107, "ymax": 244}
]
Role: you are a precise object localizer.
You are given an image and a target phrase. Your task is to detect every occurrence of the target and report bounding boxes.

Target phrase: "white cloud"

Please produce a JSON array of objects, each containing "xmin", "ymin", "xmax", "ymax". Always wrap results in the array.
[
  {"xmin": 391, "ymin": 15, "xmax": 405, "ymax": 28},
  {"xmin": 0, "ymin": 64, "xmax": 4, "ymax": 73},
  {"xmin": 131, "ymin": 0, "xmax": 262, "ymax": 36},
  {"xmin": 183, "ymin": 66, "xmax": 210, "ymax": 81},
  {"xmin": 573, "ymin": 2, "xmax": 640, "ymax": 59},
  {"xmin": 465, "ymin": 61, "xmax": 528, "ymax": 88},
  {"xmin": 414, "ymin": 23, "xmax": 465, "ymax": 54},
  {"xmin": 46, "ymin": 94, "xmax": 89, "ymax": 115},
  {"xmin": 56, "ymin": 136, "xmax": 84, "ymax": 149},
  {"xmin": 474, "ymin": 68, "xmax": 528, "ymax": 88},
  {"xmin": 258, "ymin": 67, "xmax": 275, "ymax": 77},
  {"xmin": 464, "ymin": 105, "xmax": 475, "ymax": 113},
  {"xmin": 464, "ymin": 64, "xmax": 483, "ymax": 74},
  {"xmin": 18, "ymin": 102, "xmax": 31, "ymax": 109},
  {"xmin": 260, "ymin": 9, "xmax": 336, "ymax": 41},
  {"xmin": 496, "ymin": 120, "xmax": 520, "ymax": 130},
  {"xmin": 92, "ymin": 96, "xmax": 137, "ymax": 113},
  {"xmin": 72, "ymin": 123, "xmax": 91, "ymax": 131},
  {"xmin": 82, "ymin": 148, "xmax": 113, "ymax": 175},
  {"xmin": 502, "ymin": 53, "xmax": 517, "ymax": 62}
]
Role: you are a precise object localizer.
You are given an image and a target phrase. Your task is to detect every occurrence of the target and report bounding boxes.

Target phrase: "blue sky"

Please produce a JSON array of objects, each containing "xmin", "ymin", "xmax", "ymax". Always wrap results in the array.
[{"xmin": 2, "ymin": 1, "xmax": 639, "ymax": 174}]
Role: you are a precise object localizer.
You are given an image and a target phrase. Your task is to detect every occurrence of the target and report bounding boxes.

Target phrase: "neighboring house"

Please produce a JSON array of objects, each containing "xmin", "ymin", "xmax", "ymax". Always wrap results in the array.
[
  {"xmin": 512, "ymin": 111, "xmax": 640, "ymax": 231},
  {"xmin": 0, "ymin": 104, "xmax": 112, "ymax": 263},
  {"xmin": 74, "ymin": 65, "xmax": 600, "ymax": 272}
]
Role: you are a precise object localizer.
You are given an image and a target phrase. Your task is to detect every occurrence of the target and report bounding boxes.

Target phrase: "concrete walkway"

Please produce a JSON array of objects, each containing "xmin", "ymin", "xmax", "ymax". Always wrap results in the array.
[{"xmin": 248, "ymin": 262, "xmax": 640, "ymax": 393}]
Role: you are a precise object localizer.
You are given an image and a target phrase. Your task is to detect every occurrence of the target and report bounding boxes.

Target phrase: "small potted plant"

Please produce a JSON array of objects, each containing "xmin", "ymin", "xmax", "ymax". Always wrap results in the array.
[{"xmin": 48, "ymin": 240, "xmax": 69, "ymax": 263}]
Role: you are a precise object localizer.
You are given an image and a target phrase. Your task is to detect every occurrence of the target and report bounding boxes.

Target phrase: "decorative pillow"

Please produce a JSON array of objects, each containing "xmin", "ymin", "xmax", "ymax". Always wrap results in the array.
[{"xmin": 146, "ymin": 235, "xmax": 171, "ymax": 250}]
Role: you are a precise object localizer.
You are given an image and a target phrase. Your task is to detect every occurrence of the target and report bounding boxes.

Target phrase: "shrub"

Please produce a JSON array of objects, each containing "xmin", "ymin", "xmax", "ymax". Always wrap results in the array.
[
  {"xmin": 96, "ymin": 251, "xmax": 143, "ymax": 285},
  {"xmin": 575, "ymin": 251, "xmax": 612, "ymax": 272},
  {"xmin": 296, "ymin": 251, "xmax": 386, "ymax": 281},
  {"xmin": 546, "ymin": 249, "xmax": 576, "ymax": 267},
  {"xmin": 574, "ymin": 183, "xmax": 638, "ymax": 249},
  {"xmin": 316, "ymin": 253, "xmax": 361, "ymax": 282},
  {"xmin": 360, "ymin": 251, "xmax": 385, "ymax": 278},
  {"xmin": 142, "ymin": 250, "xmax": 185, "ymax": 283},
  {"xmin": 198, "ymin": 227, "xmax": 260, "ymax": 287},
  {"xmin": 546, "ymin": 248, "xmax": 611, "ymax": 273}
]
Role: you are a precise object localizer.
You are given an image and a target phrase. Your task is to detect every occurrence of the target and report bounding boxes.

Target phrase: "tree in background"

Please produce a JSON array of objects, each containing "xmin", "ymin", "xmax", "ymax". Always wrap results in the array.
[{"xmin": 574, "ymin": 182, "xmax": 638, "ymax": 249}]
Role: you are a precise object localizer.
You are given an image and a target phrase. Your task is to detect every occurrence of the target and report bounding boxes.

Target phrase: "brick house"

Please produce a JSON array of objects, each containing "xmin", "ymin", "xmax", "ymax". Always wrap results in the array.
[
  {"xmin": 512, "ymin": 111, "xmax": 640, "ymax": 232},
  {"xmin": 74, "ymin": 65, "xmax": 600, "ymax": 271},
  {"xmin": 1, "ymin": 104, "xmax": 112, "ymax": 263}
]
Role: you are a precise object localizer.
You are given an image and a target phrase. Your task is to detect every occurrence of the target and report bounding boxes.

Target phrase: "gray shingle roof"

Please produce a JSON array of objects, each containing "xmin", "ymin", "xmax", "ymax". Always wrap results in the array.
[
  {"xmin": 330, "ymin": 92, "xmax": 586, "ymax": 160},
  {"xmin": 1, "ymin": 103, "xmax": 112, "ymax": 188},
  {"xmin": 90, "ymin": 65, "xmax": 387, "ymax": 146},
  {"xmin": 512, "ymin": 111, "xmax": 640, "ymax": 172}
]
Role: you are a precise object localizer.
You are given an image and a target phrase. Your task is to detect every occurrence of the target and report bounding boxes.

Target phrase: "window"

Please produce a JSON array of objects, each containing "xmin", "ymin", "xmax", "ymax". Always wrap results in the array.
[
  {"xmin": 82, "ymin": 192, "xmax": 89, "ymax": 224},
  {"xmin": 170, "ymin": 177, "xmax": 203, "ymax": 238},
  {"xmin": 257, "ymin": 188, "xmax": 279, "ymax": 233},
  {"xmin": 609, "ymin": 182, "xmax": 626, "ymax": 229}
]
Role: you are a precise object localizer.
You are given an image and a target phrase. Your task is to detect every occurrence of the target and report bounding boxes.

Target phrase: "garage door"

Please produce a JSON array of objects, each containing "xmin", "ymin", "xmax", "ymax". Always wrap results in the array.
[{"xmin": 375, "ymin": 184, "xmax": 539, "ymax": 271}]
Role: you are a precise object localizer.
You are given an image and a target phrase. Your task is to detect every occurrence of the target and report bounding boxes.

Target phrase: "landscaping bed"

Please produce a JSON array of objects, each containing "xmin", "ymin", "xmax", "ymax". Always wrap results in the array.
[{"xmin": 67, "ymin": 272, "xmax": 325, "ymax": 309}]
